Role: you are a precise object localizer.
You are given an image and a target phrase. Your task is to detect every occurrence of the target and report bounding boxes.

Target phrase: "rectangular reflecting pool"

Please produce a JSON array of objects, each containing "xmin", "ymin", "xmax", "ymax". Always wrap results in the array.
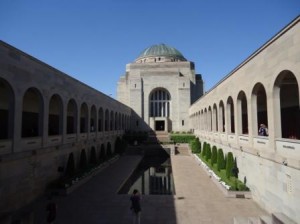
[{"xmin": 118, "ymin": 150, "xmax": 175, "ymax": 195}]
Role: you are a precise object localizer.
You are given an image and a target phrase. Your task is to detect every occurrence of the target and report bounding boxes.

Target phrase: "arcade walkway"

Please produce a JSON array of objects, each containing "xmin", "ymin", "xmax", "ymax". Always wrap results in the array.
[{"xmin": 34, "ymin": 150, "xmax": 266, "ymax": 224}]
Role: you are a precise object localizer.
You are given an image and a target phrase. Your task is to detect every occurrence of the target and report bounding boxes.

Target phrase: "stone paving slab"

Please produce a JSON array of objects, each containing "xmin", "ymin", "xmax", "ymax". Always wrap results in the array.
[
  {"xmin": 31, "ymin": 153, "xmax": 267, "ymax": 224},
  {"xmin": 171, "ymin": 155, "xmax": 267, "ymax": 224}
]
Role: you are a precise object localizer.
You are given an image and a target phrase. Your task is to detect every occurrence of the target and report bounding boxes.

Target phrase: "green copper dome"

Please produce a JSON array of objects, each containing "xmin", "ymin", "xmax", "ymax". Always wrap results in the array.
[{"xmin": 136, "ymin": 44, "xmax": 186, "ymax": 61}]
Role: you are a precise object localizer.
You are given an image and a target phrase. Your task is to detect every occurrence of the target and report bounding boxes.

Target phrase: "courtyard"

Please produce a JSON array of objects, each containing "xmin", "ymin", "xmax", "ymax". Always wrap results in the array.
[{"xmin": 29, "ymin": 146, "xmax": 267, "ymax": 224}]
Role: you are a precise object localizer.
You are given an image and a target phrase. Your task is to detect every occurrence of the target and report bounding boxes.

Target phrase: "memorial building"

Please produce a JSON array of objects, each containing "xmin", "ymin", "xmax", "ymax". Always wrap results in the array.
[
  {"xmin": 0, "ymin": 15, "xmax": 300, "ymax": 223},
  {"xmin": 117, "ymin": 43, "xmax": 203, "ymax": 132}
]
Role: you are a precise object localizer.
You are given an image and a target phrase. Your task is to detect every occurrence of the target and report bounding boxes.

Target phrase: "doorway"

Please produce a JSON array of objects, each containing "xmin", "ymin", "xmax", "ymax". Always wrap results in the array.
[{"xmin": 155, "ymin": 121, "xmax": 165, "ymax": 131}]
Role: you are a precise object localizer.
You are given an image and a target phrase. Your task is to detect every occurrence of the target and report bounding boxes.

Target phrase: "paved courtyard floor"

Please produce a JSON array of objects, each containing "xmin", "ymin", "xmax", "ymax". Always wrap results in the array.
[{"xmin": 33, "ymin": 150, "xmax": 267, "ymax": 224}]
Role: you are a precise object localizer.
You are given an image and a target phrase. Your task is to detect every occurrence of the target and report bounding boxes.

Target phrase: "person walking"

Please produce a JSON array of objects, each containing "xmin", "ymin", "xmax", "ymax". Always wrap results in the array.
[{"xmin": 130, "ymin": 189, "xmax": 141, "ymax": 224}]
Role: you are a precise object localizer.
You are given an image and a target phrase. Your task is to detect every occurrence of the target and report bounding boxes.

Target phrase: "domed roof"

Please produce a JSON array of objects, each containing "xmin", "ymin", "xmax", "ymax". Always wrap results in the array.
[{"xmin": 136, "ymin": 44, "xmax": 186, "ymax": 61}]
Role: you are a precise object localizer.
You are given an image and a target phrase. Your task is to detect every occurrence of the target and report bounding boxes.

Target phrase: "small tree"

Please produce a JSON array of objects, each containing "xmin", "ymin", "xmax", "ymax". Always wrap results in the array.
[
  {"xmin": 205, "ymin": 144, "xmax": 211, "ymax": 161},
  {"xmin": 202, "ymin": 142, "xmax": 207, "ymax": 157},
  {"xmin": 226, "ymin": 152, "xmax": 234, "ymax": 178},
  {"xmin": 190, "ymin": 138, "xmax": 201, "ymax": 153},
  {"xmin": 232, "ymin": 157, "xmax": 239, "ymax": 178},
  {"xmin": 189, "ymin": 139, "xmax": 196, "ymax": 153},
  {"xmin": 211, "ymin": 146, "xmax": 217, "ymax": 166},
  {"xmin": 217, "ymin": 148, "xmax": 225, "ymax": 171},
  {"xmin": 196, "ymin": 138, "xmax": 201, "ymax": 154}
]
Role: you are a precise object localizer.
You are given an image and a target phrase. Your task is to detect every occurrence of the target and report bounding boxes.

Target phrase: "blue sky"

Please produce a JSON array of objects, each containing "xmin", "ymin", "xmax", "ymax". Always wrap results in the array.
[{"xmin": 0, "ymin": 0, "xmax": 299, "ymax": 98}]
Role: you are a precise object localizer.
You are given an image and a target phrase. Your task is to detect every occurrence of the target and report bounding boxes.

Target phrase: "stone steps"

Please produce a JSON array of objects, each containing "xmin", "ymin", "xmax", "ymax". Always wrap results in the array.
[
  {"xmin": 233, "ymin": 213, "xmax": 297, "ymax": 224},
  {"xmin": 148, "ymin": 131, "xmax": 170, "ymax": 143},
  {"xmin": 272, "ymin": 213, "xmax": 297, "ymax": 224}
]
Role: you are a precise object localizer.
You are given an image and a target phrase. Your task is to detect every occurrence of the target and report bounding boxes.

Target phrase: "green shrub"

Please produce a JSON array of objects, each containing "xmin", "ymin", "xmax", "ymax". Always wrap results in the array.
[
  {"xmin": 196, "ymin": 154, "xmax": 249, "ymax": 192},
  {"xmin": 237, "ymin": 182, "xmax": 248, "ymax": 191},
  {"xmin": 202, "ymin": 142, "xmax": 207, "ymax": 157},
  {"xmin": 232, "ymin": 158, "xmax": 239, "ymax": 178},
  {"xmin": 211, "ymin": 146, "xmax": 217, "ymax": 165},
  {"xmin": 190, "ymin": 138, "xmax": 201, "ymax": 153},
  {"xmin": 170, "ymin": 134, "xmax": 195, "ymax": 143},
  {"xmin": 217, "ymin": 148, "xmax": 225, "ymax": 171},
  {"xmin": 205, "ymin": 144, "xmax": 211, "ymax": 160},
  {"xmin": 226, "ymin": 152, "xmax": 234, "ymax": 178}
]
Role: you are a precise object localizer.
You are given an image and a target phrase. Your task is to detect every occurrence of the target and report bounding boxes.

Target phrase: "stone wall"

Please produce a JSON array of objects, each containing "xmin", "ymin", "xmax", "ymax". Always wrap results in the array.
[{"xmin": 0, "ymin": 41, "xmax": 132, "ymax": 214}]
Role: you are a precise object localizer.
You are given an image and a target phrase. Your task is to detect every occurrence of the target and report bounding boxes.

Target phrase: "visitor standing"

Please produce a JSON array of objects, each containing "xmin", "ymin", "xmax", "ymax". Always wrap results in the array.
[
  {"xmin": 258, "ymin": 124, "xmax": 268, "ymax": 136},
  {"xmin": 130, "ymin": 189, "xmax": 141, "ymax": 224}
]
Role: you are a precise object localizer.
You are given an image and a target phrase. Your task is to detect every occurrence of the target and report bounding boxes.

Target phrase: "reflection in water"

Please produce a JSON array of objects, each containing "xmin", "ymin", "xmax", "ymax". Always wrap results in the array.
[{"xmin": 119, "ymin": 154, "xmax": 175, "ymax": 195}]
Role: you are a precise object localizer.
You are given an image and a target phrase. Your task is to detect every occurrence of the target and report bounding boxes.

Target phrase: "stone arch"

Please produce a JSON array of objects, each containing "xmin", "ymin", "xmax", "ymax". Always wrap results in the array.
[
  {"xmin": 100, "ymin": 143, "xmax": 105, "ymax": 161},
  {"xmin": 90, "ymin": 105, "xmax": 96, "ymax": 132},
  {"xmin": 226, "ymin": 96, "xmax": 235, "ymax": 133},
  {"xmin": 98, "ymin": 107, "xmax": 103, "ymax": 132},
  {"xmin": 48, "ymin": 94, "xmax": 63, "ymax": 136},
  {"xmin": 122, "ymin": 114, "xmax": 124, "ymax": 130},
  {"xmin": 274, "ymin": 70, "xmax": 300, "ymax": 139},
  {"xmin": 67, "ymin": 99, "xmax": 77, "ymax": 134},
  {"xmin": 237, "ymin": 91, "xmax": 248, "ymax": 135},
  {"xmin": 149, "ymin": 88, "xmax": 171, "ymax": 117},
  {"xmin": 219, "ymin": 100, "xmax": 225, "ymax": 132},
  {"xmin": 22, "ymin": 87, "xmax": 43, "ymax": 138},
  {"xmin": 204, "ymin": 108, "xmax": 208, "ymax": 131},
  {"xmin": 252, "ymin": 83, "xmax": 268, "ymax": 136},
  {"xmin": 105, "ymin": 109, "xmax": 109, "ymax": 131},
  {"xmin": 115, "ymin": 112, "xmax": 118, "ymax": 130},
  {"xmin": 110, "ymin": 110, "xmax": 114, "ymax": 131},
  {"xmin": 208, "ymin": 106, "xmax": 212, "ymax": 131},
  {"xmin": 118, "ymin": 112, "xmax": 122, "ymax": 130},
  {"xmin": 80, "ymin": 103, "xmax": 88, "ymax": 133},
  {"xmin": 200, "ymin": 109, "xmax": 205, "ymax": 130},
  {"xmin": 0, "ymin": 78, "xmax": 14, "ymax": 139},
  {"xmin": 213, "ymin": 103, "xmax": 218, "ymax": 132}
]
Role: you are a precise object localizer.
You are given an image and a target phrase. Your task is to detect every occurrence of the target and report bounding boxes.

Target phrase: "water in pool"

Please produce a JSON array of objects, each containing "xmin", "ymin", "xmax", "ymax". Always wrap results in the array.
[{"xmin": 118, "ymin": 151, "xmax": 175, "ymax": 195}]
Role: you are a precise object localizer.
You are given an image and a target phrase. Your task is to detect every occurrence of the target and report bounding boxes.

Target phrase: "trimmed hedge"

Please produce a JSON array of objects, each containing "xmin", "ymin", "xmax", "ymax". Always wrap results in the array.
[
  {"xmin": 195, "ymin": 142, "xmax": 249, "ymax": 191},
  {"xmin": 202, "ymin": 142, "xmax": 207, "ymax": 157},
  {"xmin": 190, "ymin": 138, "xmax": 201, "ymax": 153},
  {"xmin": 170, "ymin": 134, "xmax": 195, "ymax": 143},
  {"xmin": 217, "ymin": 148, "xmax": 225, "ymax": 171},
  {"xmin": 205, "ymin": 143, "xmax": 211, "ymax": 160},
  {"xmin": 211, "ymin": 146, "xmax": 217, "ymax": 166},
  {"xmin": 232, "ymin": 158, "xmax": 239, "ymax": 178},
  {"xmin": 226, "ymin": 152, "xmax": 234, "ymax": 178}
]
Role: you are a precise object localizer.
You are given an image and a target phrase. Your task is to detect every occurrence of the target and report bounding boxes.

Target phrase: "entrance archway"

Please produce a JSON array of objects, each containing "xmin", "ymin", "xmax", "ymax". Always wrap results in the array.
[{"xmin": 149, "ymin": 88, "xmax": 171, "ymax": 131}]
